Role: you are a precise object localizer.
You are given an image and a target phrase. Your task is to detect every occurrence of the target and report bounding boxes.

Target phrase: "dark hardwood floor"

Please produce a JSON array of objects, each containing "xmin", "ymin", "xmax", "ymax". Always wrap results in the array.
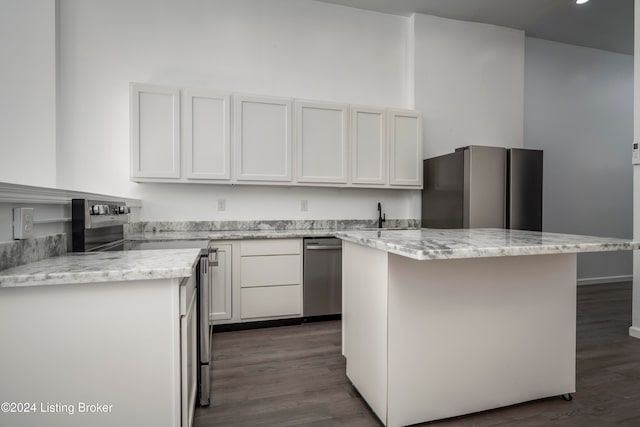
[{"xmin": 194, "ymin": 282, "xmax": 640, "ymax": 426}]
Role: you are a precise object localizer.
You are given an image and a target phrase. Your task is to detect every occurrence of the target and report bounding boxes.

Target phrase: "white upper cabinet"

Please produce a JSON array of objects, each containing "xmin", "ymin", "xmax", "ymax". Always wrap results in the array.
[
  {"xmin": 388, "ymin": 110, "xmax": 422, "ymax": 187},
  {"xmin": 233, "ymin": 95, "xmax": 292, "ymax": 182},
  {"xmin": 183, "ymin": 89, "xmax": 231, "ymax": 180},
  {"xmin": 130, "ymin": 83, "xmax": 180, "ymax": 179},
  {"xmin": 129, "ymin": 82, "xmax": 423, "ymax": 189},
  {"xmin": 351, "ymin": 106, "xmax": 387, "ymax": 185},
  {"xmin": 295, "ymin": 101, "xmax": 348, "ymax": 184}
]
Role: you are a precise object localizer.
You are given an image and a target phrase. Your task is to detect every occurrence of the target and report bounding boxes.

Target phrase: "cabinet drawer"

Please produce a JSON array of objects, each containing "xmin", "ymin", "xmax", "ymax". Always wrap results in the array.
[
  {"xmin": 240, "ymin": 255, "xmax": 301, "ymax": 287},
  {"xmin": 241, "ymin": 285, "xmax": 301, "ymax": 319},
  {"xmin": 240, "ymin": 239, "xmax": 301, "ymax": 256}
]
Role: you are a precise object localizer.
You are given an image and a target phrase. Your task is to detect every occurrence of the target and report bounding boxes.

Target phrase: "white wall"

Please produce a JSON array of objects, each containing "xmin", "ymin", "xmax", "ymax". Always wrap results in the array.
[
  {"xmin": 0, "ymin": 204, "xmax": 68, "ymax": 242},
  {"xmin": 631, "ymin": 0, "xmax": 640, "ymax": 338},
  {"xmin": 56, "ymin": 0, "xmax": 417, "ymax": 221},
  {"xmin": 524, "ymin": 37, "xmax": 633, "ymax": 282},
  {"xmin": 0, "ymin": 0, "xmax": 56, "ymax": 187},
  {"xmin": 412, "ymin": 13, "xmax": 525, "ymax": 159}
]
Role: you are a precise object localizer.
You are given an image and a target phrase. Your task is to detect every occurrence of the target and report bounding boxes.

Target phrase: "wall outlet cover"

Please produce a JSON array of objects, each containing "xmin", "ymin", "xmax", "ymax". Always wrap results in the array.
[
  {"xmin": 13, "ymin": 207, "xmax": 34, "ymax": 240},
  {"xmin": 217, "ymin": 199, "xmax": 226, "ymax": 211}
]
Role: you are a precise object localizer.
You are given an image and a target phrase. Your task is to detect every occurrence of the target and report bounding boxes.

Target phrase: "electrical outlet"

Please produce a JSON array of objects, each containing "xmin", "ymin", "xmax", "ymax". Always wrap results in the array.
[
  {"xmin": 13, "ymin": 207, "xmax": 34, "ymax": 240},
  {"xmin": 301, "ymin": 200, "xmax": 308, "ymax": 212},
  {"xmin": 217, "ymin": 199, "xmax": 226, "ymax": 211}
]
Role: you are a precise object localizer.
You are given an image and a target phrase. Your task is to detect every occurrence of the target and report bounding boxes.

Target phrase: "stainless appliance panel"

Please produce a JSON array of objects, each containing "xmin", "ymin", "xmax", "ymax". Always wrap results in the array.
[
  {"xmin": 421, "ymin": 146, "xmax": 542, "ymax": 231},
  {"xmin": 466, "ymin": 146, "xmax": 507, "ymax": 228},
  {"xmin": 303, "ymin": 238, "xmax": 342, "ymax": 317},
  {"xmin": 508, "ymin": 148, "xmax": 543, "ymax": 231},
  {"xmin": 422, "ymin": 151, "xmax": 464, "ymax": 228},
  {"xmin": 198, "ymin": 249, "xmax": 214, "ymax": 407}
]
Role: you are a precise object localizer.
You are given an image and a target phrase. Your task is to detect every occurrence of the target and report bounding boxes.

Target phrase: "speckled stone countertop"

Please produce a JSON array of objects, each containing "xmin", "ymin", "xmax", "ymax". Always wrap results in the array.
[
  {"xmin": 126, "ymin": 229, "xmax": 357, "ymax": 242},
  {"xmin": 0, "ymin": 249, "xmax": 201, "ymax": 288},
  {"xmin": 336, "ymin": 228, "xmax": 640, "ymax": 261}
]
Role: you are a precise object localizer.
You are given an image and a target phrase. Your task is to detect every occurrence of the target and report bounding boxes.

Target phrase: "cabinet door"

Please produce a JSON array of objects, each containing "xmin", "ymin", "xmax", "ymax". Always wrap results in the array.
[
  {"xmin": 130, "ymin": 83, "xmax": 180, "ymax": 179},
  {"xmin": 209, "ymin": 244, "xmax": 232, "ymax": 321},
  {"xmin": 351, "ymin": 106, "xmax": 386, "ymax": 185},
  {"xmin": 295, "ymin": 101, "xmax": 348, "ymax": 183},
  {"xmin": 181, "ymin": 291, "xmax": 197, "ymax": 427},
  {"xmin": 183, "ymin": 89, "xmax": 231, "ymax": 180},
  {"xmin": 388, "ymin": 110, "xmax": 422, "ymax": 187},
  {"xmin": 233, "ymin": 95, "xmax": 292, "ymax": 182}
]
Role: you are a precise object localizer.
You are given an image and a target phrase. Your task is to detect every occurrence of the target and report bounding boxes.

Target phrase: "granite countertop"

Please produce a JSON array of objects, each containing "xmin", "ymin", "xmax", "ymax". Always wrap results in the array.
[
  {"xmin": 336, "ymin": 228, "xmax": 640, "ymax": 261},
  {"xmin": 0, "ymin": 249, "xmax": 201, "ymax": 288},
  {"xmin": 126, "ymin": 229, "xmax": 382, "ymax": 241}
]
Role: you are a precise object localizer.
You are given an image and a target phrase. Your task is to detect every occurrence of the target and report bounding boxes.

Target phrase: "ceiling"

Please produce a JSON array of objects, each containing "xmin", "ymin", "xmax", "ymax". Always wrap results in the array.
[{"xmin": 314, "ymin": 0, "xmax": 634, "ymax": 55}]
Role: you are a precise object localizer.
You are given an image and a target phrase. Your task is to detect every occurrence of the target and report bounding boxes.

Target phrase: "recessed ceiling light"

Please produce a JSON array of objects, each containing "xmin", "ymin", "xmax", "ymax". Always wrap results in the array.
[{"xmin": 576, "ymin": 0, "xmax": 589, "ymax": 4}]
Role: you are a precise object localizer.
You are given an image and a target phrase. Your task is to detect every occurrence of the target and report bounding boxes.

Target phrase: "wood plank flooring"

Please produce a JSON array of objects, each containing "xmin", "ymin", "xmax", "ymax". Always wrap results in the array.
[{"xmin": 194, "ymin": 282, "xmax": 640, "ymax": 426}]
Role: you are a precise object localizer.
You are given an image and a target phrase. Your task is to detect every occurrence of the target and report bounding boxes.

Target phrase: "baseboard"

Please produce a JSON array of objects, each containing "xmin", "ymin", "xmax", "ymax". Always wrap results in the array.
[
  {"xmin": 212, "ymin": 317, "xmax": 302, "ymax": 332},
  {"xmin": 576, "ymin": 275, "xmax": 632, "ymax": 286},
  {"xmin": 629, "ymin": 326, "xmax": 640, "ymax": 339}
]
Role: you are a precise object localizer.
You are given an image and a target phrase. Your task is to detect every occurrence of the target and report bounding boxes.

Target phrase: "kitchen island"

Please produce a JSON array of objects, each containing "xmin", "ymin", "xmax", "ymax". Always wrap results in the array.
[
  {"xmin": 0, "ymin": 249, "xmax": 201, "ymax": 427},
  {"xmin": 335, "ymin": 228, "xmax": 639, "ymax": 427}
]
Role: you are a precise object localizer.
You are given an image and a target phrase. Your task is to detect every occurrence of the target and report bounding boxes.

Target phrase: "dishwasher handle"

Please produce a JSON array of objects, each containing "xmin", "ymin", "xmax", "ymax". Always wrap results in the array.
[{"xmin": 305, "ymin": 244, "xmax": 342, "ymax": 250}]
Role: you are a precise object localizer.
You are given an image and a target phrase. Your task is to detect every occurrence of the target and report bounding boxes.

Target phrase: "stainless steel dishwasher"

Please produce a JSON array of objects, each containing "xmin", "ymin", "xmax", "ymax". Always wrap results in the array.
[{"xmin": 303, "ymin": 237, "xmax": 342, "ymax": 318}]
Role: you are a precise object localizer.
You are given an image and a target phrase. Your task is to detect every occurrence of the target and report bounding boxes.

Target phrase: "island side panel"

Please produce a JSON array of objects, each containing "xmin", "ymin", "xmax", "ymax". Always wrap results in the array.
[
  {"xmin": 0, "ymin": 279, "xmax": 181, "ymax": 427},
  {"xmin": 386, "ymin": 253, "xmax": 577, "ymax": 427},
  {"xmin": 342, "ymin": 241, "xmax": 389, "ymax": 425}
]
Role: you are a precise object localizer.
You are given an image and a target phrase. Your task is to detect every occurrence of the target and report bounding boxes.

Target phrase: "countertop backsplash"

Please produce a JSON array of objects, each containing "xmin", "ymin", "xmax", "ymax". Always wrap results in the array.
[
  {"xmin": 125, "ymin": 219, "xmax": 421, "ymax": 234},
  {"xmin": 0, "ymin": 234, "xmax": 67, "ymax": 271}
]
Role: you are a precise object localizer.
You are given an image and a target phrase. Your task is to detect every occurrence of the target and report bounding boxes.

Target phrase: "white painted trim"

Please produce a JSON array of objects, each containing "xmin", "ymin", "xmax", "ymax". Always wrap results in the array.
[
  {"xmin": 576, "ymin": 275, "xmax": 632, "ymax": 286},
  {"xmin": 629, "ymin": 326, "xmax": 640, "ymax": 339},
  {"xmin": 0, "ymin": 182, "xmax": 141, "ymax": 207}
]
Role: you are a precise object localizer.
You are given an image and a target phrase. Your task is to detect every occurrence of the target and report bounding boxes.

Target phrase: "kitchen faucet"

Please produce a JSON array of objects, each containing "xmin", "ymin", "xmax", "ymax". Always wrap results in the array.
[{"xmin": 377, "ymin": 202, "xmax": 386, "ymax": 228}]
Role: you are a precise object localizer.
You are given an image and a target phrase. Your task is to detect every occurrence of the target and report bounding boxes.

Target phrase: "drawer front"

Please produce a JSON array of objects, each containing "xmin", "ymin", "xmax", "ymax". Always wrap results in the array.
[
  {"xmin": 241, "ymin": 285, "xmax": 301, "ymax": 319},
  {"xmin": 240, "ymin": 255, "xmax": 301, "ymax": 287},
  {"xmin": 240, "ymin": 239, "xmax": 301, "ymax": 256}
]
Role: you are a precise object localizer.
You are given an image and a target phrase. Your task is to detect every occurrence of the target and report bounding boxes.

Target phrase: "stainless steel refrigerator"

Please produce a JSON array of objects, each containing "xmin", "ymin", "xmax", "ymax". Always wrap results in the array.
[{"xmin": 421, "ymin": 146, "xmax": 543, "ymax": 231}]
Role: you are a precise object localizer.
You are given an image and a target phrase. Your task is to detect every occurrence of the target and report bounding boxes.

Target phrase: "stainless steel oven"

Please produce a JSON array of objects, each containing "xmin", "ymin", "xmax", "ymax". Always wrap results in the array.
[
  {"xmin": 71, "ymin": 199, "xmax": 130, "ymax": 252},
  {"xmin": 71, "ymin": 199, "xmax": 215, "ymax": 407}
]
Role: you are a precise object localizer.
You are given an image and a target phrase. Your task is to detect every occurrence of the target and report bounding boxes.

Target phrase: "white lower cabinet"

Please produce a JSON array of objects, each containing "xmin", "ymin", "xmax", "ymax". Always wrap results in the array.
[
  {"xmin": 210, "ymin": 238, "xmax": 303, "ymax": 325},
  {"xmin": 240, "ymin": 255, "xmax": 301, "ymax": 287},
  {"xmin": 0, "ymin": 270, "xmax": 198, "ymax": 427},
  {"xmin": 209, "ymin": 243, "xmax": 232, "ymax": 321},
  {"xmin": 241, "ymin": 285, "xmax": 302, "ymax": 319},
  {"xmin": 239, "ymin": 239, "xmax": 303, "ymax": 321},
  {"xmin": 180, "ymin": 273, "xmax": 197, "ymax": 427}
]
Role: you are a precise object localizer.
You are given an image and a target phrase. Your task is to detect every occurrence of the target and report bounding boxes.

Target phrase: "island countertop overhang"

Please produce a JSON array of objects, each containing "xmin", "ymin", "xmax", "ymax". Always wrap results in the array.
[{"xmin": 335, "ymin": 228, "xmax": 640, "ymax": 261}]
